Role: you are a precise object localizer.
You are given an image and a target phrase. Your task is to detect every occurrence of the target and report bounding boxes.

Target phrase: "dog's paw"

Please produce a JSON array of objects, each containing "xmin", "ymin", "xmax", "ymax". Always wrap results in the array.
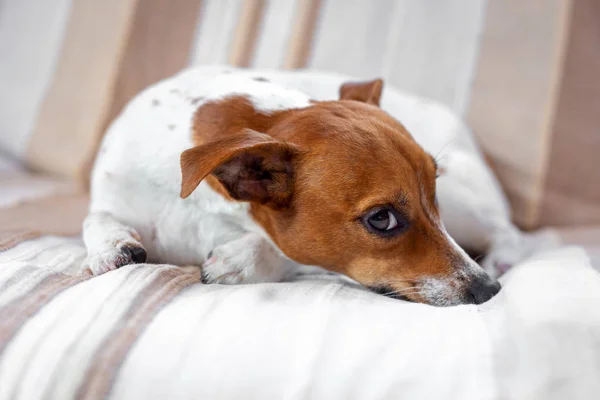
[
  {"xmin": 83, "ymin": 243, "xmax": 147, "ymax": 275},
  {"xmin": 481, "ymin": 228, "xmax": 562, "ymax": 277},
  {"xmin": 201, "ymin": 255, "xmax": 246, "ymax": 284},
  {"xmin": 201, "ymin": 233, "xmax": 288, "ymax": 285},
  {"xmin": 481, "ymin": 254, "xmax": 512, "ymax": 278},
  {"xmin": 481, "ymin": 237, "xmax": 525, "ymax": 278},
  {"xmin": 483, "ymin": 228, "xmax": 563, "ymax": 277}
]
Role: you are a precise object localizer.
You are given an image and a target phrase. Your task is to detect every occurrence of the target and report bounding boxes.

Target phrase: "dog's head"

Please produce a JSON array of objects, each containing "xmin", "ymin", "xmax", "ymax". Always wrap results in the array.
[{"xmin": 180, "ymin": 77, "xmax": 500, "ymax": 306}]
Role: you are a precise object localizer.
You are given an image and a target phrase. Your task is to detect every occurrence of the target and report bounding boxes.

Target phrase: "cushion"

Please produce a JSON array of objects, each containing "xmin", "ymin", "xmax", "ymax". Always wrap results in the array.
[
  {"xmin": 0, "ymin": 154, "xmax": 86, "ymax": 250},
  {"xmin": 0, "ymin": 236, "xmax": 598, "ymax": 399}
]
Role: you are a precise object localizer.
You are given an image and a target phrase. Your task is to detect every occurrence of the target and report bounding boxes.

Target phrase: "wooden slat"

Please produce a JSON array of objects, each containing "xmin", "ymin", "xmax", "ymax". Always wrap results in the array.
[
  {"xmin": 252, "ymin": 0, "xmax": 297, "ymax": 68},
  {"xmin": 284, "ymin": 0, "xmax": 322, "ymax": 69},
  {"xmin": 81, "ymin": 0, "xmax": 204, "ymax": 188},
  {"xmin": 228, "ymin": 0, "xmax": 266, "ymax": 67},
  {"xmin": 102, "ymin": 0, "xmax": 205, "ymax": 126},
  {"xmin": 540, "ymin": 0, "xmax": 600, "ymax": 226},
  {"xmin": 26, "ymin": 0, "xmax": 139, "ymax": 181},
  {"xmin": 466, "ymin": 0, "xmax": 572, "ymax": 229}
]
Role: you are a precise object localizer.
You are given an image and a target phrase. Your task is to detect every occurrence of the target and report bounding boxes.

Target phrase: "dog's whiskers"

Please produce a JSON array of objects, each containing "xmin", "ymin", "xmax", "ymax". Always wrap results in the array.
[
  {"xmin": 377, "ymin": 287, "xmax": 423, "ymax": 298},
  {"xmin": 433, "ymin": 140, "xmax": 454, "ymax": 163}
]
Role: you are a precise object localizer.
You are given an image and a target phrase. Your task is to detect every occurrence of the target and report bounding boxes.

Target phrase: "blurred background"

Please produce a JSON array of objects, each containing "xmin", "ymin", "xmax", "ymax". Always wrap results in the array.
[{"xmin": 0, "ymin": 0, "xmax": 598, "ymax": 240}]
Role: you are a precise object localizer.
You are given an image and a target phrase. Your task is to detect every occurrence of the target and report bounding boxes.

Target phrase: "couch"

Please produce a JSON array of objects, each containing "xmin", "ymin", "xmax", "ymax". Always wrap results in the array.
[{"xmin": 1, "ymin": 1, "xmax": 599, "ymax": 399}]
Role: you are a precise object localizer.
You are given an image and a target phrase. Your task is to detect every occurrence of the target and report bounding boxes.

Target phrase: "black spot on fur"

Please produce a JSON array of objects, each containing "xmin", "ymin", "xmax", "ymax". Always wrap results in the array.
[
  {"xmin": 200, "ymin": 270, "xmax": 211, "ymax": 284},
  {"xmin": 252, "ymin": 77, "xmax": 269, "ymax": 82},
  {"xmin": 168, "ymin": 124, "xmax": 176, "ymax": 130},
  {"xmin": 151, "ymin": 99, "xmax": 160, "ymax": 107},
  {"xmin": 116, "ymin": 244, "xmax": 147, "ymax": 267},
  {"xmin": 191, "ymin": 96, "xmax": 205, "ymax": 105}
]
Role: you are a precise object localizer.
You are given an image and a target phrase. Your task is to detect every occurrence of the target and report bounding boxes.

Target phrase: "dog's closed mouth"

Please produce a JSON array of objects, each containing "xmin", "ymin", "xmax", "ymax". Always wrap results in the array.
[{"xmin": 367, "ymin": 285, "xmax": 416, "ymax": 302}]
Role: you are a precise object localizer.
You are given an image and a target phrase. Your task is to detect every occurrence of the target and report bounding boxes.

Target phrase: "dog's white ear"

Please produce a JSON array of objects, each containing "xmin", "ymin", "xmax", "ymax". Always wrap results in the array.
[
  {"xmin": 339, "ymin": 78, "xmax": 384, "ymax": 106},
  {"xmin": 180, "ymin": 129, "xmax": 300, "ymax": 208}
]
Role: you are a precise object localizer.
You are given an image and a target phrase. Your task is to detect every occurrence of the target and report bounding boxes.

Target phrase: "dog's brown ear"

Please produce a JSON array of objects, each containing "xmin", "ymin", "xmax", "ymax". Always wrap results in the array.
[
  {"xmin": 339, "ymin": 78, "xmax": 384, "ymax": 106},
  {"xmin": 180, "ymin": 129, "xmax": 300, "ymax": 208}
]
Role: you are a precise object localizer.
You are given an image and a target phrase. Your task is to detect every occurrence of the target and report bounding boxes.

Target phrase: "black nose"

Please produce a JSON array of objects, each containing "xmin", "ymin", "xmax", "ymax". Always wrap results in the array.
[{"xmin": 466, "ymin": 276, "xmax": 501, "ymax": 304}]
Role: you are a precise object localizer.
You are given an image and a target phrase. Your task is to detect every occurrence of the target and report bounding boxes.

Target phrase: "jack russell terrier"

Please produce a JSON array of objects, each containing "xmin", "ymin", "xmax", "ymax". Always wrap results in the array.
[{"xmin": 83, "ymin": 67, "xmax": 501, "ymax": 306}]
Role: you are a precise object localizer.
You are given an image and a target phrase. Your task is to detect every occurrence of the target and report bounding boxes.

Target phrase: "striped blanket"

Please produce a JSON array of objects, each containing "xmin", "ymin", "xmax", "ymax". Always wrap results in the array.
[{"xmin": 1, "ymin": 236, "xmax": 599, "ymax": 400}]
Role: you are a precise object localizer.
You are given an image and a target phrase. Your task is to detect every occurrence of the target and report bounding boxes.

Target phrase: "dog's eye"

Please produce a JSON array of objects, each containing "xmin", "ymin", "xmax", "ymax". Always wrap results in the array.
[
  {"xmin": 362, "ymin": 207, "xmax": 406, "ymax": 237},
  {"xmin": 368, "ymin": 210, "xmax": 397, "ymax": 230}
]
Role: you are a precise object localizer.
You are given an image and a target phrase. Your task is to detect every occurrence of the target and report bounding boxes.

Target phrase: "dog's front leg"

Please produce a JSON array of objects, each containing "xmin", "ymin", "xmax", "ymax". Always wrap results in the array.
[
  {"xmin": 201, "ymin": 233, "xmax": 293, "ymax": 284},
  {"xmin": 82, "ymin": 212, "xmax": 147, "ymax": 275}
]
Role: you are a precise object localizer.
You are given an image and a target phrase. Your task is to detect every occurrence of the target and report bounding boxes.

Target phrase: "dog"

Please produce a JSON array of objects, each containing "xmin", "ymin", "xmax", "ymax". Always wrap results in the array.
[{"xmin": 83, "ymin": 67, "xmax": 501, "ymax": 306}]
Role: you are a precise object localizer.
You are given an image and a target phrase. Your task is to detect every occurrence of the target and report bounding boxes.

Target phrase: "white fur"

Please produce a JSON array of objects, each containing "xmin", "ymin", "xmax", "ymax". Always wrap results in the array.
[{"xmin": 85, "ymin": 68, "xmax": 310, "ymax": 277}]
